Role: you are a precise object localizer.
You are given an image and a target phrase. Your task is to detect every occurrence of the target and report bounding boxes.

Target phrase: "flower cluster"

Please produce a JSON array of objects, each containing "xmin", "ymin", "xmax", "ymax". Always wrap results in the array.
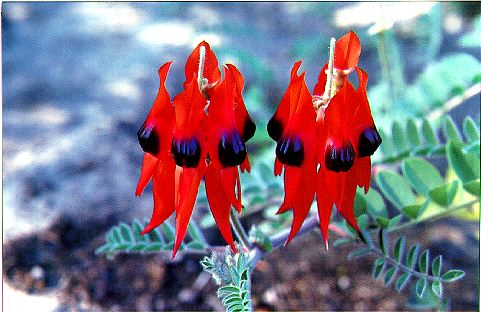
[
  {"xmin": 267, "ymin": 31, "xmax": 381, "ymax": 247},
  {"xmin": 136, "ymin": 42, "xmax": 256, "ymax": 258}
]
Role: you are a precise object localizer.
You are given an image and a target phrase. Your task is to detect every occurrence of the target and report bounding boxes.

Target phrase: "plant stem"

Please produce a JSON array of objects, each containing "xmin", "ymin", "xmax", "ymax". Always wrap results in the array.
[
  {"xmin": 230, "ymin": 208, "xmax": 252, "ymax": 251},
  {"xmin": 387, "ymin": 199, "xmax": 478, "ymax": 233}
]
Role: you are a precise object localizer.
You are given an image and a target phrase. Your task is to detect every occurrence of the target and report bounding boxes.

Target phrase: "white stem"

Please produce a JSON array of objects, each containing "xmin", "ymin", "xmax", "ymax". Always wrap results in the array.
[
  {"xmin": 323, "ymin": 37, "xmax": 336, "ymax": 100},
  {"xmin": 198, "ymin": 45, "xmax": 206, "ymax": 89}
]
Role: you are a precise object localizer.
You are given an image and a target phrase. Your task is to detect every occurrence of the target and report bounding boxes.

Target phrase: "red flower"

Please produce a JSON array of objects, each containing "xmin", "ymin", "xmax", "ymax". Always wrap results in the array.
[
  {"xmin": 136, "ymin": 42, "xmax": 256, "ymax": 258},
  {"xmin": 268, "ymin": 31, "xmax": 381, "ymax": 247}
]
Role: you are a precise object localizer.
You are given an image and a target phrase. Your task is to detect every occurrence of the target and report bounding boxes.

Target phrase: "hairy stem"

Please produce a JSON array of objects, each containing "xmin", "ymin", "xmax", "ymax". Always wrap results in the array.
[{"xmin": 230, "ymin": 208, "xmax": 252, "ymax": 251}]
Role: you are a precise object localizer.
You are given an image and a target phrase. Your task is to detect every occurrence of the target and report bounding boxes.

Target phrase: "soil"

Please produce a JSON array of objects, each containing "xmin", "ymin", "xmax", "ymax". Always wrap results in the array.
[{"xmin": 3, "ymin": 215, "xmax": 479, "ymax": 311}]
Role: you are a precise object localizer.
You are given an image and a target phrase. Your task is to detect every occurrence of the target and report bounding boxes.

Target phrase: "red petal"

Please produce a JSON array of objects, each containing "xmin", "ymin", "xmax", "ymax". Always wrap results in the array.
[
  {"xmin": 184, "ymin": 41, "xmax": 221, "ymax": 87},
  {"xmin": 205, "ymin": 166, "xmax": 237, "ymax": 252},
  {"xmin": 334, "ymin": 31, "xmax": 361, "ymax": 70},
  {"xmin": 267, "ymin": 62, "xmax": 303, "ymax": 141},
  {"xmin": 274, "ymin": 157, "xmax": 283, "ymax": 176},
  {"xmin": 173, "ymin": 75, "xmax": 207, "ymax": 139},
  {"xmin": 207, "ymin": 66, "xmax": 247, "ymax": 168},
  {"xmin": 226, "ymin": 64, "xmax": 256, "ymax": 142},
  {"xmin": 172, "ymin": 165, "xmax": 205, "ymax": 258},
  {"xmin": 313, "ymin": 63, "xmax": 328, "ymax": 96},
  {"xmin": 135, "ymin": 153, "xmax": 159, "ymax": 196},
  {"xmin": 354, "ymin": 156, "xmax": 371, "ymax": 193},
  {"xmin": 284, "ymin": 164, "xmax": 317, "ymax": 245},
  {"xmin": 220, "ymin": 166, "xmax": 242, "ymax": 212},
  {"xmin": 138, "ymin": 62, "xmax": 175, "ymax": 159},
  {"xmin": 141, "ymin": 158, "xmax": 176, "ymax": 235},
  {"xmin": 240, "ymin": 154, "xmax": 251, "ymax": 173},
  {"xmin": 337, "ymin": 172, "xmax": 361, "ymax": 233},
  {"xmin": 316, "ymin": 167, "xmax": 334, "ymax": 248}
]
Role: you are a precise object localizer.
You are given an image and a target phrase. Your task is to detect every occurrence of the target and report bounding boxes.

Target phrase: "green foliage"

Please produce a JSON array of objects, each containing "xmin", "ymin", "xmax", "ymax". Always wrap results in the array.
[
  {"xmin": 376, "ymin": 115, "xmax": 481, "ymax": 165},
  {"xmin": 95, "ymin": 219, "xmax": 208, "ymax": 256},
  {"xmin": 365, "ymin": 233, "xmax": 466, "ymax": 300},
  {"xmin": 459, "ymin": 14, "xmax": 481, "ymax": 48},
  {"xmin": 201, "ymin": 248, "xmax": 252, "ymax": 312}
]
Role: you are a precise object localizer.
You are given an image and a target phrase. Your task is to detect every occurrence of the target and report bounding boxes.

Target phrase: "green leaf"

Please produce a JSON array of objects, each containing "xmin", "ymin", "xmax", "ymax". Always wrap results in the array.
[
  {"xmin": 443, "ymin": 116, "xmax": 464, "ymax": 143},
  {"xmin": 416, "ymin": 277, "xmax": 427, "ymax": 298},
  {"xmin": 141, "ymin": 243, "xmax": 163, "ymax": 252},
  {"xmin": 428, "ymin": 180, "xmax": 459, "ymax": 206},
  {"xmin": 392, "ymin": 121, "xmax": 409, "ymax": 154},
  {"xmin": 161, "ymin": 222, "xmax": 176, "ymax": 242},
  {"xmin": 111, "ymin": 227, "xmax": 123, "ymax": 244},
  {"xmin": 332, "ymin": 238, "xmax": 353, "ymax": 247},
  {"xmin": 395, "ymin": 273, "xmax": 412, "ymax": 292},
  {"xmin": 107, "ymin": 228, "xmax": 119, "ymax": 245},
  {"xmin": 127, "ymin": 243, "xmax": 149, "ymax": 251},
  {"xmin": 347, "ymin": 247, "xmax": 371, "ymax": 260},
  {"xmin": 375, "ymin": 217, "xmax": 390, "ymax": 228},
  {"xmin": 407, "ymin": 244, "xmax": 420, "ymax": 270},
  {"xmin": 364, "ymin": 189, "xmax": 387, "ymax": 219},
  {"xmin": 387, "ymin": 215, "xmax": 403, "ymax": 228},
  {"xmin": 402, "ymin": 204, "xmax": 423, "ymax": 219},
  {"xmin": 95, "ymin": 244, "xmax": 111, "ymax": 254},
  {"xmin": 384, "ymin": 267, "xmax": 397, "ymax": 286},
  {"xmin": 393, "ymin": 236, "xmax": 406, "ymax": 263},
  {"xmin": 419, "ymin": 250, "xmax": 429, "ymax": 274},
  {"xmin": 441, "ymin": 269, "xmax": 465, "ymax": 282},
  {"xmin": 119, "ymin": 223, "xmax": 134, "ymax": 243},
  {"xmin": 372, "ymin": 258, "xmax": 385, "ymax": 279},
  {"xmin": 148, "ymin": 227, "xmax": 165, "ymax": 244},
  {"xmin": 463, "ymin": 179, "xmax": 480, "ymax": 196},
  {"xmin": 379, "ymin": 228, "xmax": 389, "ymax": 256},
  {"xmin": 248, "ymin": 226, "xmax": 273, "ymax": 252},
  {"xmin": 379, "ymin": 128, "xmax": 395, "ymax": 156},
  {"xmin": 376, "ymin": 170, "xmax": 416, "ymax": 209},
  {"xmin": 406, "ymin": 118, "xmax": 421, "ymax": 148},
  {"xmin": 431, "ymin": 255, "xmax": 442, "ymax": 277},
  {"xmin": 431, "ymin": 280, "xmax": 443, "ymax": 298},
  {"xmin": 401, "ymin": 158, "xmax": 444, "ymax": 196},
  {"xmin": 132, "ymin": 219, "xmax": 149, "ymax": 243},
  {"xmin": 463, "ymin": 116, "xmax": 480, "ymax": 143},
  {"xmin": 185, "ymin": 241, "xmax": 206, "ymax": 250},
  {"xmin": 446, "ymin": 141, "xmax": 480, "ymax": 183},
  {"xmin": 187, "ymin": 220, "xmax": 207, "ymax": 244},
  {"xmin": 421, "ymin": 119, "xmax": 438, "ymax": 145}
]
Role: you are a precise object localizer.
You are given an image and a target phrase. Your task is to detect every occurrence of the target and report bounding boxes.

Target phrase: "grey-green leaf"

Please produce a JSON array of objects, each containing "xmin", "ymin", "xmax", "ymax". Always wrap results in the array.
[
  {"xmin": 393, "ymin": 121, "xmax": 409, "ymax": 154},
  {"xmin": 419, "ymin": 250, "xmax": 429, "ymax": 273},
  {"xmin": 463, "ymin": 116, "xmax": 480, "ymax": 143},
  {"xmin": 372, "ymin": 258, "xmax": 385, "ymax": 279},
  {"xmin": 406, "ymin": 118, "xmax": 421, "ymax": 148},
  {"xmin": 431, "ymin": 280, "xmax": 443, "ymax": 298},
  {"xmin": 379, "ymin": 128, "xmax": 395, "ymax": 156},
  {"xmin": 401, "ymin": 158, "xmax": 444, "ymax": 196},
  {"xmin": 407, "ymin": 244, "xmax": 420, "ymax": 270},
  {"xmin": 395, "ymin": 273, "xmax": 412, "ymax": 292},
  {"xmin": 443, "ymin": 116, "xmax": 463, "ymax": 143},
  {"xmin": 380, "ymin": 228, "xmax": 389, "ymax": 256},
  {"xmin": 422, "ymin": 119, "xmax": 438, "ymax": 145},
  {"xmin": 446, "ymin": 141, "xmax": 480, "ymax": 183},
  {"xmin": 463, "ymin": 179, "xmax": 480, "ymax": 196},
  {"xmin": 441, "ymin": 269, "xmax": 465, "ymax": 282},
  {"xmin": 119, "ymin": 223, "xmax": 134, "ymax": 243},
  {"xmin": 376, "ymin": 170, "xmax": 417, "ymax": 209},
  {"xmin": 348, "ymin": 248, "xmax": 371, "ymax": 260},
  {"xmin": 394, "ymin": 236, "xmax": 406, "ymax": 263},
  {"xmin": 432, "ymin": 255, "xmax": 442, "ymax": 277},
  {"xmin": 428, "ymin": 180, "xmax": 459, "ymax": 207},
  {"xmin": 384, "ymin": 267, "xmax": 397, "ymax": 286},
  {"xmin": 416, "ymin": 277, "xmax": 427, "ymax": 298}
]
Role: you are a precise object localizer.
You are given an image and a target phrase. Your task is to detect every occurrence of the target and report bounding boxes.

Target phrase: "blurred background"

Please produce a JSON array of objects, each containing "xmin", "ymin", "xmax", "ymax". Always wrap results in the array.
[{"xmin": 2, "ymin": 2, "xmax": 480, "ymax": 311}]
